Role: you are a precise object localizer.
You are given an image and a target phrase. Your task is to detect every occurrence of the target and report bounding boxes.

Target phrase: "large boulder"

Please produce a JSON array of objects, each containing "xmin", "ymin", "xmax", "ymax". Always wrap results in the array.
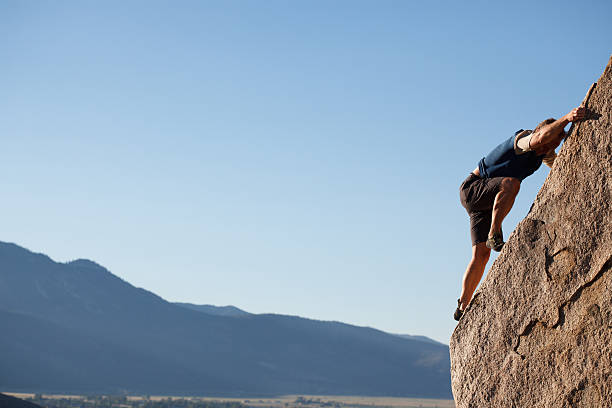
[{"xmin": 450, "ymin": 55, "xmax": 612, "ymax": 407}]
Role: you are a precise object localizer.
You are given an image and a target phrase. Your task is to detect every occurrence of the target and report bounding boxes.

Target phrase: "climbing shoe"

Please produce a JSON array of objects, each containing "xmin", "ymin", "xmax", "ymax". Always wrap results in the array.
[
  {"xmin": 453, "ymin": 299, "xmax": 463, "ymax": 321},
  {"xmin": 486, "ymin": 230, "xmax": 504, "ymax": 252}
]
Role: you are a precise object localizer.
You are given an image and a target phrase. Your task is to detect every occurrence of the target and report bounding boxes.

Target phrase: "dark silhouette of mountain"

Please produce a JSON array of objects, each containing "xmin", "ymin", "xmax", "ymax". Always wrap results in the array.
[
  {"xmin": 0, "ymin": 241, "xmax": 451, "ymax": 398},
  {"xmin": 173, "ymin": 302, "xmax": 251, "ymax": 317},
  {"xmin": 0, "ymin": 393, "xmax": 41, "ymax": 408}
]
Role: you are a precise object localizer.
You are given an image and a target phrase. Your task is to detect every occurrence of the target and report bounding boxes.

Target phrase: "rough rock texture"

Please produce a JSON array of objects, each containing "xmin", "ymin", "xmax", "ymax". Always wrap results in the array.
[{"xmin": 450, "ymin": 55, "xmax": 612, "ymax": 408}]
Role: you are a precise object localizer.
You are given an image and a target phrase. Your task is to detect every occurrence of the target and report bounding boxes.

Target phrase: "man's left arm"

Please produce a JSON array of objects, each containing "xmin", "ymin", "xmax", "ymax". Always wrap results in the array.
[{"xmin": 530, "ymin": 106, "xmax": 587, "ymax": 149}]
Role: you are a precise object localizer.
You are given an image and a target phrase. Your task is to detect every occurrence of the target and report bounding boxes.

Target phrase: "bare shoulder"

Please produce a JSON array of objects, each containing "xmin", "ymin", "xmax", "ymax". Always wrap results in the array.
[{"xmin": 514, "ymin": 130, "xmax": 533, "ymax": 154}]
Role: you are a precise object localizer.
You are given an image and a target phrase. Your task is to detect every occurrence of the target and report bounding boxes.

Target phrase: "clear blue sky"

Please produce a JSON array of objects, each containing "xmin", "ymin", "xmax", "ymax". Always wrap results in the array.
[{"xmin": 1, "ymin": 0, "xmax": 610, "ymax": 343}]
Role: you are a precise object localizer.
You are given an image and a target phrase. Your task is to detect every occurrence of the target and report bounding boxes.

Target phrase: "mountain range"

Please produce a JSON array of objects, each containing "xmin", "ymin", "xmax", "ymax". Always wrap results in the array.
[{"xmin": 0, "ymin": 241, "xmax": 451, "ymax": 398}]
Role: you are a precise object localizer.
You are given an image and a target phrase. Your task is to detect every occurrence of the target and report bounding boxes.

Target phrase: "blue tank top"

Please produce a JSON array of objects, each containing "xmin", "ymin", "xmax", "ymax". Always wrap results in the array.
[{"xmin": 478, "ymin": 130, "xmax": 543, "ymax": 181}]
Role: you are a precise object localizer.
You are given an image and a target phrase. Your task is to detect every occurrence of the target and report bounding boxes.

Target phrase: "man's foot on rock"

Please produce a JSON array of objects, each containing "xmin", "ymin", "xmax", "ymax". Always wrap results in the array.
[
  {"xmin": 486, "ymin": 230, "xmax": 505, "ymax": 252},
  {"xmin": 453, "ymin": 299, "xmax": 463, "ymax": 321}
]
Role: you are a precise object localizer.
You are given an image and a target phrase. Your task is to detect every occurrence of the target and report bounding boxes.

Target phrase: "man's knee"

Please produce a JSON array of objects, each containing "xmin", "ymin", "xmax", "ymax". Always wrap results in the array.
[{"xmin": 501, "ymin": 177, "xmax": 520, "ymax": 195}]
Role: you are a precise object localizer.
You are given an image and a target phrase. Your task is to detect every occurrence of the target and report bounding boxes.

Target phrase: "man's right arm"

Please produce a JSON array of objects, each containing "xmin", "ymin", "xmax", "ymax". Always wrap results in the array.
[{"xmin": 530, "ymin": 106, "xmax": 587, "ymax": 149}]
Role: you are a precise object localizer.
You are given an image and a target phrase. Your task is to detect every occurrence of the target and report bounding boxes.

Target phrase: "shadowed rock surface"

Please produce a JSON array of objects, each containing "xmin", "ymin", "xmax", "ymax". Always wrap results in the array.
[
  {"xmin": 0, "ymin": 394, "xmax": 41, "ymax": 408},
  {"xmin": 450, "ymin": 55, "xmax": 612, "ymax": 407}
]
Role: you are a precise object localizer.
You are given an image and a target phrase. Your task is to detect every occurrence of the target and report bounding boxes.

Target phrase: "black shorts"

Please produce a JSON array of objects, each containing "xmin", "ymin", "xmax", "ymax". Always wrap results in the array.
[{"xmin": 459, "ymin": 173, "xmax": 504, "ymax": 246}]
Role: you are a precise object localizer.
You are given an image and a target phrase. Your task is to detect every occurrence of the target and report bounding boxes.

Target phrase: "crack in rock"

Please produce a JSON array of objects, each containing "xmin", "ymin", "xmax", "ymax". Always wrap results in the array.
[{"xmin": 513, "ymin": 255, "xmax": 612, "ymax": 358}]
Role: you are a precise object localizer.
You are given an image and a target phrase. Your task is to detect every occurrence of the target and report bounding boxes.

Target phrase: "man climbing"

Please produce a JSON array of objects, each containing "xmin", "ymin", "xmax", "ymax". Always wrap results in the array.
[{"xmin": 454, "ymin": 106, "xmax": 587, "ymax": 321}]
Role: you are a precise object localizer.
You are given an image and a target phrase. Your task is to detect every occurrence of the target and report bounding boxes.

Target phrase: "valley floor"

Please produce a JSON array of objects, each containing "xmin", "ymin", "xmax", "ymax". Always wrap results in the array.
[{"xmin": 5, "ymin": 393, "xmax": 455, "ymax": 408}]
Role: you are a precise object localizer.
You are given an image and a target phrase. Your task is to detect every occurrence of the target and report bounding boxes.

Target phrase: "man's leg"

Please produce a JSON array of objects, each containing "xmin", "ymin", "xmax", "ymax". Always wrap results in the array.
[
  {"xmin": 457, "ymin": 174, "xmax": 501, "ymax": 315},
  {"xmin": 459, "ymin": 242, "xmax": 491, "ymax": 310},
  {"xmin": 489, "ymin": 177, "xmax": 520, "ymax": 237}
]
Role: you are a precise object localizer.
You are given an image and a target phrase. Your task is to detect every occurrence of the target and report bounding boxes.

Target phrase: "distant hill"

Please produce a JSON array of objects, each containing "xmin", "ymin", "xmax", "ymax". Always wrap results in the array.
[
  {"xmin": 0, "ymin": 241, "xmax": 451, "ymax": 398},
  {"xmin": 395, "ymin": 334, "xmax": 446, "ymax": 346},
  {"xmin": 177, "ymin": 304, "xmax": 446, "ymax": 345},
  {"xmin": 173, "ymin": 302, "xmax": 251, "ymax": 317}
]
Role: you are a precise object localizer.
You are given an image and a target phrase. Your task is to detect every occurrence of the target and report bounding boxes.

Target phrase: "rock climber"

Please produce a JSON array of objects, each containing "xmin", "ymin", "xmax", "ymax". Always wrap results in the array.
[{"xmin": 454, "ymin": 106, "xmax": 587, "ymax": 321}]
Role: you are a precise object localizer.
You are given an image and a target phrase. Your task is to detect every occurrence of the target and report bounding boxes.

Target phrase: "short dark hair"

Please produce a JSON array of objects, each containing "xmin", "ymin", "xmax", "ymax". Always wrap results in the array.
[{"xmin": 534, "ymin": 118, "xmax": 555, "ymax": 133}]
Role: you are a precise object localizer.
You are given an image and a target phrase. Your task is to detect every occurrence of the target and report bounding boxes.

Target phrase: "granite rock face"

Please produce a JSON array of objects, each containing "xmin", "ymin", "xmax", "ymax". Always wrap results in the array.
[{"xmin": 450, "ymin": 56, "xmax": 612, "ymax": 407}]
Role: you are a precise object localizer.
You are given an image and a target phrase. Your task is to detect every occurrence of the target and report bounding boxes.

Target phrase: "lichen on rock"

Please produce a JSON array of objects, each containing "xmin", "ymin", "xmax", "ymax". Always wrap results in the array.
[{"xmin": 450, "ymin": 55, "xmax": 612, "ymax": 408}]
